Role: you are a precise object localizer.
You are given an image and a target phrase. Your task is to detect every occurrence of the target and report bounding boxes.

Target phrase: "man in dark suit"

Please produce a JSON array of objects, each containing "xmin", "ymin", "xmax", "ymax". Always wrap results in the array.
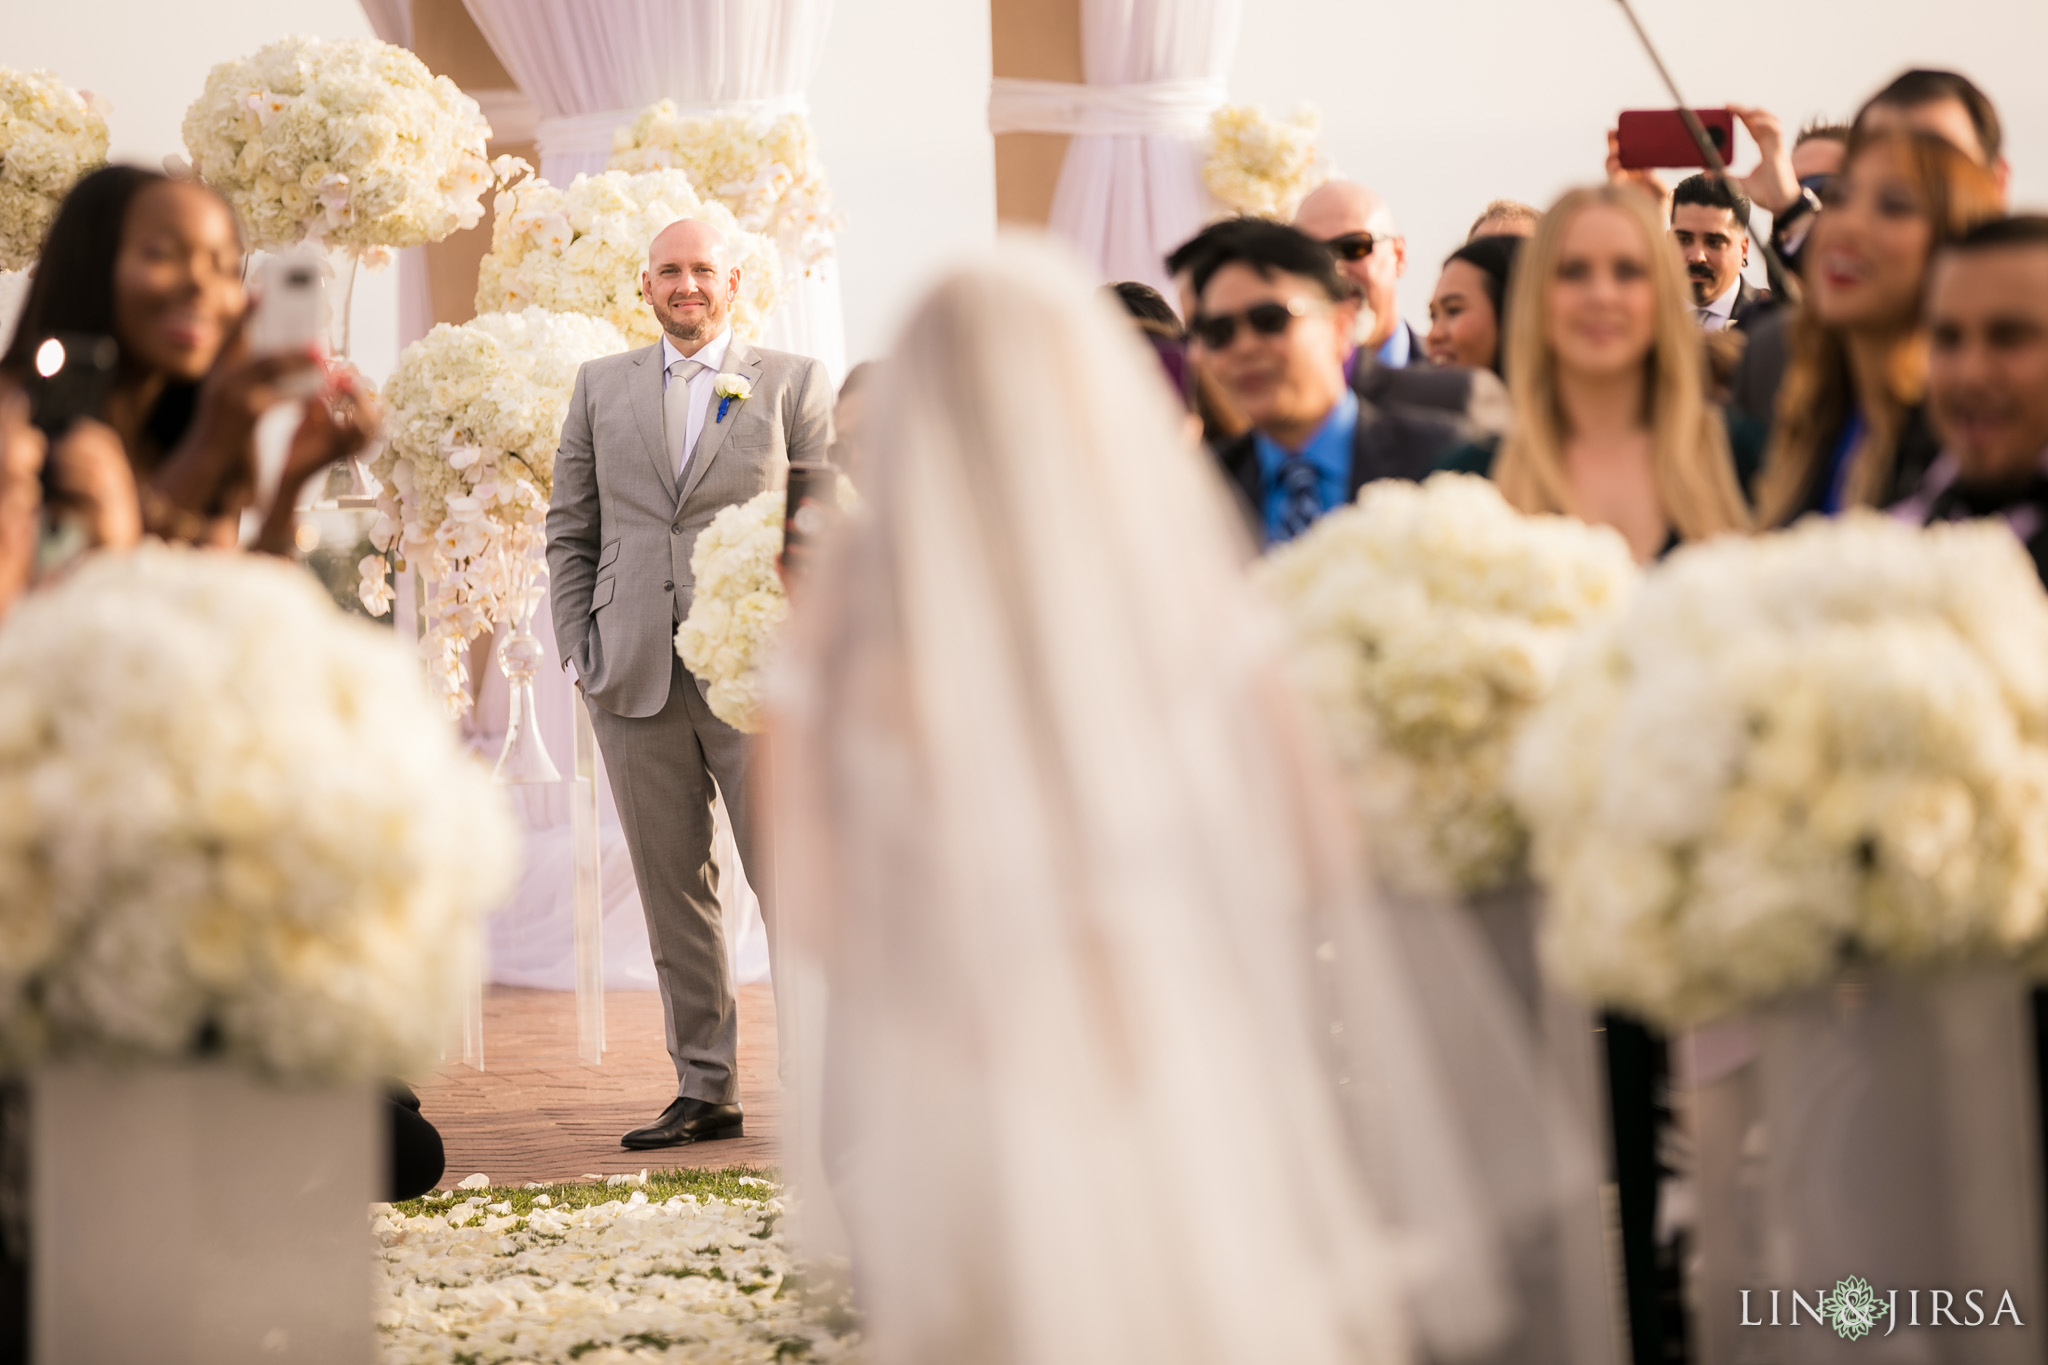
[
  {"xmin": 1671, "ymin": 174, "xmax": 1771, "ymax": 333},
  {"xmin": 1181, "ymin": 218, "xmax": 1462, "ymax": 546}
]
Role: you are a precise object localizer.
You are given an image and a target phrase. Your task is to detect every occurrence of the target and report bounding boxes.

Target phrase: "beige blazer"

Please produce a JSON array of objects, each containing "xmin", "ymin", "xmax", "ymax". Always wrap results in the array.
[{"xmin": 547, "ymin": 336, "xmax": 833, "ymax": 718}]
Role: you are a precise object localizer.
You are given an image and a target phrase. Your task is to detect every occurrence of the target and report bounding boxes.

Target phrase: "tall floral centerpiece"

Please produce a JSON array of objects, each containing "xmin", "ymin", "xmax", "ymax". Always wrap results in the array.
[
  {"xmin": 1258, "ymin": 474, "xmax": 1637, "ymax": 900},
  {"xmin": 1203, "ymin": 104, "xmax": 1325, "ymax": 221},
  {"xmin": 0, "ymin": 546, "xmax": 517, "ymax": 1360},
  {"xmin": 475, "ymin": 168, "xmax": 784, "ymax": 348},
  {"xmin": 181, "ymin": 37, "xmax": 493, "ymax": 263},
  {"xmin": 0, "ymin": 68, "xmax": 109, "ymax": 271},
  {"xmin": 361, "ymin": 307, "xmax": 627, "ymax": 778},
  {"xmin": 607, "ymin": 101, "xmax": 842, "ymax": 281},
  {"xmin": 1517, "ymin": 512, "xmax": 2048, "ymax": 1343}
]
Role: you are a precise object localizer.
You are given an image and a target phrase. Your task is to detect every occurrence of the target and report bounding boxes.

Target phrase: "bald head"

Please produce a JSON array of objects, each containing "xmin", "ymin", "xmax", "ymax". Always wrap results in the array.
[
  {"xmin": 1294, "ymin": 179, "xmax": 1397, "ymax": 240},
  {"xmin": 1292, "ymin": 178, "xmax": 1407, "ymax": 351},
  {"xmin": 644, "ymin": 217, "xmax": 740, "ymax": 352}
]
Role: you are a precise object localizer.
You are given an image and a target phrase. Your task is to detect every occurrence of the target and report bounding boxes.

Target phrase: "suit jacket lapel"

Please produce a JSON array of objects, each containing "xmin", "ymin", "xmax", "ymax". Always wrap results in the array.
[
  {"xmin": 628, "ymin": 343, "xmax": 677, "ymax": 504},
  {"xmin": 677, "ymin": 338, "xmax": 764, "ymax": 509}
]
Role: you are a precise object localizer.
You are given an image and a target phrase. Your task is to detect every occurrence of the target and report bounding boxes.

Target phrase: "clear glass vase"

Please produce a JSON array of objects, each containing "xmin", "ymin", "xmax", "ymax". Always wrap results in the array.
[{"xmin": 493, "ymin": 580, "xmax": 561, "ymax": 785}]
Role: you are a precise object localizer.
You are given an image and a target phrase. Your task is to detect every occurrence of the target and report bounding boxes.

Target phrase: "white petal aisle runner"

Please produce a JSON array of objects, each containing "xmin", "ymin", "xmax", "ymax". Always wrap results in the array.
[{"xmin": 375, "ymin": 1175, "xmax": 858, "ymax": 1363}]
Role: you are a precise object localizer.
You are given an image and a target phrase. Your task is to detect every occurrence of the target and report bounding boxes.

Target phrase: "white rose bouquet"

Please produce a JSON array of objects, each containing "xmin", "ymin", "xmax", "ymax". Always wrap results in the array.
[
  {"xmin": 476, "ymin": 169, "xmax": 784, "ymax": 348},
  {"xmin": 0, "ymin": 68, "xmax": 109, "ymax": 270},
  {"xmin": 181, "ymin": 36, "xmax": 492, "ymax": 256},
  {"xmin": 362, "ymin": 307, "xmax": 628, "ymax": 716},
  {"xmin": 1518, "ymin": 512, "xmax": 2048, "ymax": 1028},
  {"xmin": 1204, "ymin": 104, "xmax": 1325, "ymax": 221},
  {"xmin": 1257, "ymin": 473, "xmax": 1638, "ymax": 895},
  {"xmin": 675, "ymin": 488, "xmax": 789, "ymax": 734},
  {"xmin": 607, "ymin": 101, "xmax": 843, "ymax": 276},
  {"xmin": 0, "ymin": 546, "xmax": 518, "ymax": 1081}
]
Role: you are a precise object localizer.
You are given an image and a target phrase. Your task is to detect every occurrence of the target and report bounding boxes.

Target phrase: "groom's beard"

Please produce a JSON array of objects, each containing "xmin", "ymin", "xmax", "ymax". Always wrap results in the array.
[{"xmin": 658, "ymin": 294, "xmax": 727, "ymax": 343}]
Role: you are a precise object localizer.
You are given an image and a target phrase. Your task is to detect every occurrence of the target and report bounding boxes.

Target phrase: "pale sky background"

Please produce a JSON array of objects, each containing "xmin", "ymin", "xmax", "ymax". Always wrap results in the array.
[{"xmin": 13, "ymin": 0, "xmax": 2048, "ymax": 376}]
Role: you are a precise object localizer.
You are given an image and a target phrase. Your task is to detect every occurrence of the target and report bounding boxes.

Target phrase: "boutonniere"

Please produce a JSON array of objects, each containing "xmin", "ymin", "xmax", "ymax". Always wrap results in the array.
[{"xmin": 713, "ymin": 374, "xmax": 752, "ymax": 423}]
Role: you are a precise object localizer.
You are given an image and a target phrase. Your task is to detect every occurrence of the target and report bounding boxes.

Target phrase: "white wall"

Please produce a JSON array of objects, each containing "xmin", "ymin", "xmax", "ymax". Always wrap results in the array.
[
  {"xmin": 1231, "ymin": 0, "xmax": 2048, "ymax": 339},
  {"xmin": 811, "ymin": 0, "xmax": 998, "ymax": 367}
]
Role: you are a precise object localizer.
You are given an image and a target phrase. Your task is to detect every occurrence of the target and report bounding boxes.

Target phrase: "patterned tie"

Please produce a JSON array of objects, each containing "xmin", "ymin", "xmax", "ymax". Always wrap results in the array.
[
  {"xmin": 1274, "ymin": 453, "xmax": 1323, "ymax": 542},
  {"xmin": 665, "ymin": 357, "xmax": 706, "ymax": 479}
]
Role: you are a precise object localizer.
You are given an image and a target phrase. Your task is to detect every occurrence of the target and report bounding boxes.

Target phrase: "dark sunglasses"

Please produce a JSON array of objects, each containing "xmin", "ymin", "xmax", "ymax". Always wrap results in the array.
[
  {"xmin": 1189, "ymin": 298, "xmax": 1326, "ymax": 350},
  {"xmin": 1322, "ymin": 232, "xmax": 1380, "ymax": 262}
]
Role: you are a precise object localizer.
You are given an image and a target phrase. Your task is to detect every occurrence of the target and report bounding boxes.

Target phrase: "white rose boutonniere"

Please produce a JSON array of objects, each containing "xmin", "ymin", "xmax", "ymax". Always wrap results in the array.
[{"xmin": 714, "ymin": 373, "xmax": 753, "ymax": 423}]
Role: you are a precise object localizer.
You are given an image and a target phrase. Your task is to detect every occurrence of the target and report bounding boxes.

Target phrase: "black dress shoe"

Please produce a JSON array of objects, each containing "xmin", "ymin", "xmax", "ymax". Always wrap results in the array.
[{"xmin": 621, "ymin": 1096, "xmax": 744, "ymax": 1150}]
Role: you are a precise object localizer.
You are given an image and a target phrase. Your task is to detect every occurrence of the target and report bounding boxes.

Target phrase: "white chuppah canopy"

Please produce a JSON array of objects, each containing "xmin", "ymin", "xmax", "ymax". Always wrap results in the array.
[
  {"xmin": 988, "ymin": 0, "xmax": 1242, "ymax": 298},
  {"xmin": 462, "ymin": 0, "xmax": 847, "ymax": 379}
]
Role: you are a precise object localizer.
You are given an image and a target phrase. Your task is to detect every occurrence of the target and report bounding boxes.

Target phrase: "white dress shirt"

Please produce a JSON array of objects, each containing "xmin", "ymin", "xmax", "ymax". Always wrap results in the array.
[
  {"xmin": 662, "ymin": 328, "xmax": 733, "ymax": 481},
  {"xmin": 1696, "ymin": 278, "xmax": 1743, "ymax": 333}
]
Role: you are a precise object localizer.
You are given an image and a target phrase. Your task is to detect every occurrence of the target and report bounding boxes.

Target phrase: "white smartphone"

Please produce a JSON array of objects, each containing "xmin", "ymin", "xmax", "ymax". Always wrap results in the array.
[
  {"xmin": 248, "ymin": 248, "xmax": 327, "ymax": 380},
  {"xmin": 245, "ymin": 248, "xmax": 328, "ymax": 519}
]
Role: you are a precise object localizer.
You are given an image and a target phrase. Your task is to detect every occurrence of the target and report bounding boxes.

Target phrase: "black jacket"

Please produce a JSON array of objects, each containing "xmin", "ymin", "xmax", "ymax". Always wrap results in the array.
[
  {"xmin": 1729, "ymin": 277, "xmax": 1775, "ymax": 332},
  {"xmin": 1351, "ymin": 350, "xmax": 1511, "ymax": 442},
  {"xmin": 1215, "ymin": 396, "xmax": 1465, "ymax": 546}
]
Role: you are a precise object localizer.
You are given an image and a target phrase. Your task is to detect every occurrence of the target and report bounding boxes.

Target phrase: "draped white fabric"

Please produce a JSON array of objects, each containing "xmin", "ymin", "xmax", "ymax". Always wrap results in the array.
[
  {"xmin": 1005, "ymin": 0, "xmax": 1241, "ymax": 298},
  {"xmin": 462, "ymin": 0, "xmax": 847, "ymax": 378}
]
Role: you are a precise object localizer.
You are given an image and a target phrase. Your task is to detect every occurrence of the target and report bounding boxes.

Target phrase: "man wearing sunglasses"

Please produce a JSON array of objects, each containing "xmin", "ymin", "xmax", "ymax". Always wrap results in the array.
[{"xmin": 1186, "ymin": 219, "xmax": 1465, "ymax": 546}]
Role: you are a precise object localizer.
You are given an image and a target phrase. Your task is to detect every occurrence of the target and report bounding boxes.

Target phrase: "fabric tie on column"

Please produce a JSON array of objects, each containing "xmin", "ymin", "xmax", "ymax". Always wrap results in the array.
[{"xmin": 987, "ymin": 77, "xmax": 1225, "ymax": 139}]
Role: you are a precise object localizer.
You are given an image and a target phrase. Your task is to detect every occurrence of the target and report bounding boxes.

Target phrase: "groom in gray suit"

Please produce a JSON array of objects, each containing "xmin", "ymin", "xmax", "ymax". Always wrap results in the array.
[{"xmin": 547, "ymin": 218, "xmax": 832, "ymax": 1149}]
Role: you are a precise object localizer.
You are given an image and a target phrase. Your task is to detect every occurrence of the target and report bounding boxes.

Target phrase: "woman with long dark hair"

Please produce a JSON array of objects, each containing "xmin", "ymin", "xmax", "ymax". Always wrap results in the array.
[
  {"xmin": 1, "ymin": 165, "xmax": 375, "ymax": 553},
  {"xmin": 1752, "ymin": 129, "xmax": 2001, "ymax": 524}
]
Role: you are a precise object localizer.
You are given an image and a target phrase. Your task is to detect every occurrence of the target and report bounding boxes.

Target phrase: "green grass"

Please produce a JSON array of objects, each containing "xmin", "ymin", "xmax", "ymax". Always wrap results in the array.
[{"xmin": 388, "ymin": 1166, "xmax": 781, "ymax": 1220}]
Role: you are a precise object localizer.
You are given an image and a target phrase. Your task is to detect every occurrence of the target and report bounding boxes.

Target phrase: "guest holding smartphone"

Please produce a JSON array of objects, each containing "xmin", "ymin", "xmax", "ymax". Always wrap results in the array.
[
  {"xmin": 0, "ymin": 166, "xmax": 377, "ymax": 556},
  {"xmin": 1751, "ymin": 130, "xmax": 2001, "ymax": 525}
]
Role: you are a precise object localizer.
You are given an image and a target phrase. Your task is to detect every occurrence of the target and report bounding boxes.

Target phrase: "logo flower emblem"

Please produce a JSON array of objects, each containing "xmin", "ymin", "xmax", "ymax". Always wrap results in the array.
[
  {"xmin": 713, "ymin": 373, "xmax": 752, "ymax": 423},
  {"xmin": 1821, "ymin": 1276, "xmax": 1888, "ymax": 1341}
]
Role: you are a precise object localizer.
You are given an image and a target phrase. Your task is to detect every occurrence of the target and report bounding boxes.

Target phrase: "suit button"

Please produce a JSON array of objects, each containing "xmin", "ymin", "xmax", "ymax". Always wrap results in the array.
[
  {"xmin": 671, "ymin": 524, "xmax": 680, "ymax": 535},
  {"xmin": 664, "ymin": 580, "xmax": 675, "ymax": 592}
]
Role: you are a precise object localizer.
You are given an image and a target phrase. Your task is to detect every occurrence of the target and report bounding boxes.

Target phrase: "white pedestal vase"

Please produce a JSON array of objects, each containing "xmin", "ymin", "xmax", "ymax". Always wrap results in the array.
[
  {"xmin": 32, "ymin": 1064, "xmax": 376, "ymax": 1364},
  {"xmin": 1693, "ymin": 967, "xmax": 2045, "ymax": 1363}
]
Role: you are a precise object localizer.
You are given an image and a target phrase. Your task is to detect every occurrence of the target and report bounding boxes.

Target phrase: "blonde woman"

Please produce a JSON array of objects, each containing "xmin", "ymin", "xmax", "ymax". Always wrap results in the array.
[
  {"xmin": 1752, "ymin": 129, "xmax": 2001, "ymax": 525},
  {"xmin": 1437, "ymin": 184, "xmax": 1756, "ymax": 561}
]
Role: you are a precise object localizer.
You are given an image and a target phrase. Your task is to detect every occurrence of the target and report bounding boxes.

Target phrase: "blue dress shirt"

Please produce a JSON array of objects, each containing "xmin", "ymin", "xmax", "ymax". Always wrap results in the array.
[
  {"xmin": 1376, "ymin": 323, "xmax": 1412, "ymax": 369},
  {"xmin": 1254, "ymin": 389, "xmax": 1359, "ymax": 544}
]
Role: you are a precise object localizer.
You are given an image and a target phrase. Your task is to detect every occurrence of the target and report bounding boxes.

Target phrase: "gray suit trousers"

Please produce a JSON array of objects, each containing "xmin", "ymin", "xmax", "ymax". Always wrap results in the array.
[{"xmin": 584, "ymin": 660, "xmax": 768, "ymax": 1103}]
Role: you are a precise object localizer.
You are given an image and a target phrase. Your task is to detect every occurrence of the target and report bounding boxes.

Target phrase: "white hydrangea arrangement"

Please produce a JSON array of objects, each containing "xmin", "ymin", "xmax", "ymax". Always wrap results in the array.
[
  {"xmin": 0, "ymin": 546, "xmax": 518, "ymax": 1080},
  {"xmin": 1204, "ymin": 104, "xmax": 1325, "ymax": 221},
  {"xmin": 675, "ymin": 488, "xmax": 790, "ymax": 734},
  {"xmin": 1518, "ymin": 512, "xmax": 2048, "ymax": 1028},
  {"xmin": 362, "ymin": 307, "xmax": 628, "ymax": 716},
  {"xmin": 0, "ymin": 68, "xmax": 109, "ymax": 270},
  {"xmin": 607, "ymin": 101, "xmax": 842, "ymax": 276},
  {"xmin": 1257, "ymin": 474, "xmax": 1638, "ymax": 895},
  {"xmin": 181, "ymin": 36, "xmax": 492, "ymax": 257},
  {"xmin": 475, "ymin": 169, "xmax": 784, "ymax": 348}
]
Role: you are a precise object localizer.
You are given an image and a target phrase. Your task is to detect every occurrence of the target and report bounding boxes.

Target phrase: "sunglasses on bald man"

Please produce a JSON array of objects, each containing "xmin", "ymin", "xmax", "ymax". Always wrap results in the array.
[{"xmin": 1320, "ymin": 232, "xmax": 1384, "ymax": 262}]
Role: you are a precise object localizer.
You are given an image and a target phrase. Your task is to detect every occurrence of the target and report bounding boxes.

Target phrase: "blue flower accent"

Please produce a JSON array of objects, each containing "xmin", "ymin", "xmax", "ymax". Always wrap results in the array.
[{"xmin": 717, "ymin": 395, "xmax": 733, "ymax": 423}]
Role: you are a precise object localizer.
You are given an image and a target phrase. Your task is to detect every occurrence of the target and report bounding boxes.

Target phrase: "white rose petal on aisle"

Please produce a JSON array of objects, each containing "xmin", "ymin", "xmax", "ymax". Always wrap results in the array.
[
  {"xmin": 0, "ymin": 546, "xmax": 518, "ymax": 1079},
  {"xmin": 0, "ymin": 67, "xmax": 109, "ymax": 270},
  {"xmin": 181, "ymin": 36, "xmax": 492, "ymax": 255},
  {"xmin": 374, "ymin": 1191, "xmax": 857, "ymax": 1364},
  {"xmin": 363, "ymin": 307, "xmax": 629, "ymax": 716},
  {"xmin": 1518, "ymin": 511, "xmax": 2048, "ymax": 1027},
  {"xmin": 608, "ymin": 102, "xmax": 844, "ymax": 279},
  {"xmin": 1258, "ymin": 472, "xmax": 1637, "ymax": 895},
  {"xmin": 476, "ymin": 169, "xmax": 785, "ymax": 348},
  {"xmin": 675, "ymin": 487, "xmax": 789, "ymax": 735},
  {"xmin": 1203, "ymin": 103, "xmax": 1325, "ymax": 221}
]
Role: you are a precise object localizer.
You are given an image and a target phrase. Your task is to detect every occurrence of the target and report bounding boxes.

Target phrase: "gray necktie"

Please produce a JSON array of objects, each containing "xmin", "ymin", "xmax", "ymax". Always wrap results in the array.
[{"xmin": 665, "ymin": 357, "xmax": 706, "ymax": 479}]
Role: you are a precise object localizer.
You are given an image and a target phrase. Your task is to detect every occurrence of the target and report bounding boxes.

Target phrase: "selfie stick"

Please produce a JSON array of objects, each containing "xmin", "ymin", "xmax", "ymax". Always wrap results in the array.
[{"xmin": 1611, "ymin": 0, "xmax": 1801, "ymax": 304}]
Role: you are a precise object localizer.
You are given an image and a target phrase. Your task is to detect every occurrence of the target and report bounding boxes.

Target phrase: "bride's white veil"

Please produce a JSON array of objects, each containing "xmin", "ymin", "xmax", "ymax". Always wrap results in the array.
[{"xmin": 771, "ymin": 240, "xmax": 1612, "ymax": 1365}]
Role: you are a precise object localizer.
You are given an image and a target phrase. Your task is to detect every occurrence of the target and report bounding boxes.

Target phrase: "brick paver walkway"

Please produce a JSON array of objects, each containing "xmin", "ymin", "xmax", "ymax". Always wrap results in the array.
[{"xmin": 414, "ymin": 985, "xmax": 778, "ymax": 1187}]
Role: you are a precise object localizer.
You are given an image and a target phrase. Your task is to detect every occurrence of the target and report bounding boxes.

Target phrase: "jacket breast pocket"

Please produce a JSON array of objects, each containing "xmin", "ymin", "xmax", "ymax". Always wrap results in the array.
[{"xmin": 589, "ymin": 577, "xmax": 616, "ymax": 613}]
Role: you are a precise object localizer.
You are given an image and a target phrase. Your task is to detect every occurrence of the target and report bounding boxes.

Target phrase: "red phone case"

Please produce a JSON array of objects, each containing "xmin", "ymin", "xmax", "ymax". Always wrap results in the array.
[{"xmin": 1617, "ymin": 109, "xmax": 1736, "ymax": 170}]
